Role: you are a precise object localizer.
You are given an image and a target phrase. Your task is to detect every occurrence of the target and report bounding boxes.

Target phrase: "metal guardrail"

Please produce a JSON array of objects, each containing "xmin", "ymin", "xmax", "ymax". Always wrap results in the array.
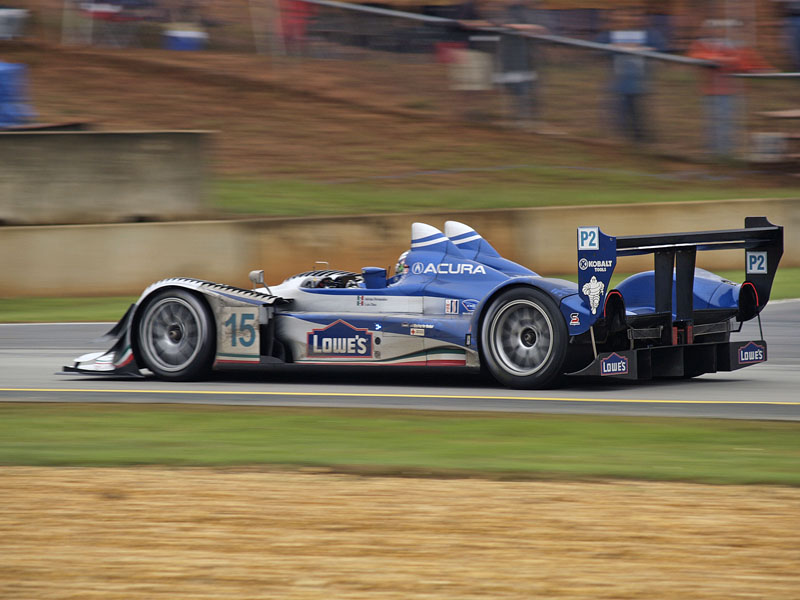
[{"xmin": 298, "ymin": 0, "xmax": 718, "ymax": 67}]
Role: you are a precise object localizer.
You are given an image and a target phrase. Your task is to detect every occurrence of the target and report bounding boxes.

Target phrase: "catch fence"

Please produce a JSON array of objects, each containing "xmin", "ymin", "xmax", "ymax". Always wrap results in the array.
[{"xmin": 43, "ymin": 1, "xmax": 800, "ymax": 161}]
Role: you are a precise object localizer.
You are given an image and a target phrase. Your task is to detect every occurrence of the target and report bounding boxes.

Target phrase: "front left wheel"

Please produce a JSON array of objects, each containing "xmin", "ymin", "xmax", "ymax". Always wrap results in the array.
[{"xmin": 136, "ymin": 289, "xmax": 215, "ymax": 381}]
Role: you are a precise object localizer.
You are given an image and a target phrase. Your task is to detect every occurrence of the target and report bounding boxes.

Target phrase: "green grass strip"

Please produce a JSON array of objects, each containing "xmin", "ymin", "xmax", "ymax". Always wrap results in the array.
[
  {"xmin": 0, "ymin": 296, "xmax": 137, "ymax": 323},
  {"xmin": 1, "ymin": 404, "xmax": 799, "ymax": 485},
  {"xmin": 212, "ymin": 177, "xmax": 800, "ymax": 217},
  {"xmin": 1, "ymin": 268, "xmax": 797, "ymax": 323}
]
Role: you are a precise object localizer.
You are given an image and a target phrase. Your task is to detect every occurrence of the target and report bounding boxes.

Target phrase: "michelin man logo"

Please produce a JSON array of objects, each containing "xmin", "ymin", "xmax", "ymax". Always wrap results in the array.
[{"xmin": 581, "ymin": 275, "xmax": 605, "ymax": 315}]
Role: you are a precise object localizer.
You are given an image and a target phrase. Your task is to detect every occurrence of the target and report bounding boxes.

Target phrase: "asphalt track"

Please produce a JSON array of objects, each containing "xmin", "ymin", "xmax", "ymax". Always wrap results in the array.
[{"xmin": 1, "ymin": 299, "xmax": 798, "ymax": 420}]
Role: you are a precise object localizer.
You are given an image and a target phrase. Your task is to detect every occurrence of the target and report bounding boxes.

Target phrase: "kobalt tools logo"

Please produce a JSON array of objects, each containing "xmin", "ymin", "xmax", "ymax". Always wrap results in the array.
[
  {"xmin": 600, "ymin": 352, "xmax": 629, "ymax": 376},
  {"xmin": 738, "ymin": 341, "xmax": 766, "ymax": 364},
  {"xmin": 307, "ymin": 320, "xmax": 373, "ymax": 358},
  {"xmin": 579, "ymin": 258, "xmax": 613, "ymax": 272},
  {"xmin": 411, "ymin": 262, "xmax": 486, "ymax": 276}
]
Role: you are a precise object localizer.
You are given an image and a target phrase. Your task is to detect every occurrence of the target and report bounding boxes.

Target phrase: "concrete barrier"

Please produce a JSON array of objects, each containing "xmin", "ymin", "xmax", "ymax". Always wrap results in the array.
[
  {"xmin": 0, "ymin": 131, "xmax": 211, "ymax": 225},
  {"xmin": 0, "ymin": 197, "xmax": 796, "ymax": 297}
]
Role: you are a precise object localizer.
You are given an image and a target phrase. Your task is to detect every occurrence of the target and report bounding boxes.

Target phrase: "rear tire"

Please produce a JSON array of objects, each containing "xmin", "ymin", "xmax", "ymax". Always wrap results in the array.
[
  {"xmin": 480, "ymin": 288, "xmax": 568, "ymax": 389},
  {"xmin": 136, "ymin": 289, "xmax": 215, "ymax": 381}
]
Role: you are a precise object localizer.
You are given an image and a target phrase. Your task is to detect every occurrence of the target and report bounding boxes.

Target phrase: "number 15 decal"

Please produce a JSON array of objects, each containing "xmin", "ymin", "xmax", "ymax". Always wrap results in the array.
[
  {"xmin": 224, "ymin": 312, "xmax": 257, "ymax": 346},
  {"xmin": 218, "ymin": 308, "xmax": 260, "ymax": 362}
]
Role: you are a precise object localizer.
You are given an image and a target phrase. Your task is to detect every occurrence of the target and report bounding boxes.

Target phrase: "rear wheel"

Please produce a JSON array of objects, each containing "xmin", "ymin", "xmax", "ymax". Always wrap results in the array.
[
  {"xmin": 137, "ymin": 289, "xmax": 215, "ymax": 381},
  {"xmin": 480, "ymin": 288, "xmax": 568, "ymax": 389}
]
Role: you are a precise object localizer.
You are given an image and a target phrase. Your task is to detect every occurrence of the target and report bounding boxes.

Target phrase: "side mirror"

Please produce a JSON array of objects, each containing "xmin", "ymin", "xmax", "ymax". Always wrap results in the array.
[
  {"xmin": 362, "ymin": 266, "xmax": 387, "ymax": 289},
  {"xmin": 249, "ymin": 270, "xmax": 265, "ymax": 289}
]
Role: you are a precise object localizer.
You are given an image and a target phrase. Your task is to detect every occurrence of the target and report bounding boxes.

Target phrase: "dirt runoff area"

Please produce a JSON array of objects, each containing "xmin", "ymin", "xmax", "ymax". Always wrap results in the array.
[{"xmin": 2, "ymin": 468, "xmax": 799, "ymax": 599}]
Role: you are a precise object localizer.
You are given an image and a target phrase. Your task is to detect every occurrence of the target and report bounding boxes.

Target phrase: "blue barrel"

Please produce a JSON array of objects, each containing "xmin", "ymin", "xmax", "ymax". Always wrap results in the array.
[
  {"xmin": 0, "ymin": 62, "xmax": 34, "ymax": 127},
  {"xmin": 163, "ymin": 30, "xmax": 208, "ymax": 51}
]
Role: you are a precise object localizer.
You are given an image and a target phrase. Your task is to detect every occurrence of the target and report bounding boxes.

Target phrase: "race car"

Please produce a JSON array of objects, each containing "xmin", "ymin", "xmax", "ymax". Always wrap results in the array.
[{"xmin": 63, "ymin": 217, "xmax": 783, "ymax": 389}]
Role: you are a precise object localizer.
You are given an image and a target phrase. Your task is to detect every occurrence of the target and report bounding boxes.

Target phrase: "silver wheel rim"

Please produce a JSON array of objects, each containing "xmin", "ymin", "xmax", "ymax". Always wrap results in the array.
[
  {"xmin": 140, "ymin": 297, "xmax": 204, "ymax": 373},
  {"xmin": 489, "ymin": 299, "xmax": 554, "ymax": 376}
]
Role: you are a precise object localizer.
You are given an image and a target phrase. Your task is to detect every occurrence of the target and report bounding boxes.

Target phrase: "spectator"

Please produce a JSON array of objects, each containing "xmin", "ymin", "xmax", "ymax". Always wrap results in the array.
[
  {"xmin": 688, "ymin": 20, "xmax": 773, "ymax": 158},
  {"xmin": 492, "ymin": 0, "xmax": 547, "ymax": 129},
  {"xmin": 597, "ymin": 8, "xmax": 666, "ymax": 143},
  {"xmin": 774, "ymin": 0, "xmax": 800, "ymax": 71},
  {"xmin": 447, "ymin": 0, "xmax": 496, "ymax": 120},
  {"xmin": 279, "ymin": 0, "xmax": 316, "ymax": 56}
]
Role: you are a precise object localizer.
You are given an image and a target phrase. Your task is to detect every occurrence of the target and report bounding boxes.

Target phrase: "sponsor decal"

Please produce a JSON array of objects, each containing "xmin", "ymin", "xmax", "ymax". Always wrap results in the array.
[
  {"xmin": 581, "ymin": 276, "xmax": 605, "ymax": 315},
  {"xmin": 307, "ymin": 320, "xmax": 373, "ymax": 358},
  {"xmin": 410, "ymin": 328, "xmax": 426, "ymax": 336},
  {"xmin": 569, "ymin": 313, "xmax": 581, "ymax": 326},
  {"xmin": 375, "ymin": 323, "xmax": 382, "ymax": 331},
  {"xmin": 410, "ymin": 262, "xmax": 486, "ymax": 276},
  {"xmin": 462, "ymin": 299, "xmax": 479, "ymax": 313},
  {"xmin": 578, "ymin": 226, "xmax": 599, "ymax": 251},
  {"xmin": 445, "ymin": 299, "xmax": 460, "ymax": 314},
  {"xmin": 737, "ymin": 341, "xmax": 766, "ymax": 364},
  {"xmin": 746, "ymin": 251, "xmax": 768, "ymax": 275},
  {"xmin": 600, "ymin": 352, "xmax": 629, "ymax": 376},
  {"xmin": 410, "ymin": 323, "xmax": 433, "ymax": 329},
  {"xmin": 579, "ymin": 258, "xmax": 613, "ymax": 272}
]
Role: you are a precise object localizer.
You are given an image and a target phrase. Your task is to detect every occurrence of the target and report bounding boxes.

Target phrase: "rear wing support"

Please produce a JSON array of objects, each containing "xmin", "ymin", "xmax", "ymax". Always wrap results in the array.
[{"xmin": 578, "ymin": 217, "xmax": 784, "ymax": 332}]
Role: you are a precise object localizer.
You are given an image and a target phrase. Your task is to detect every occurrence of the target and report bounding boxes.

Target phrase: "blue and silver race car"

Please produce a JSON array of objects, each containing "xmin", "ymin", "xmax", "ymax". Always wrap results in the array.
[{"xmin": 63, "ymin": 217, "xmax": 783, "ymax": 389}]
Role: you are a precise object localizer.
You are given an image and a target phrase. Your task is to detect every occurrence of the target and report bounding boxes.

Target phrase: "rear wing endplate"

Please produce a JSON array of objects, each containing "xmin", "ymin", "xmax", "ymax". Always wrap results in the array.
[{"xmin": 577, "ymin": 217, "xmax": 783, "ymax": 328}]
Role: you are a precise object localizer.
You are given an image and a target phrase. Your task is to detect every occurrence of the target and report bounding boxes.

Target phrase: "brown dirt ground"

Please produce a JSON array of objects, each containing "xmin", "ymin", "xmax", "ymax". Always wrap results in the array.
[
  {"xmin": 6, "ymin": 40, "xmax": 796, "ymax": 194},
  {"xmin": 0, "ymin": 40, "xmax": 743, "ymax": 173},
  {"xmin": 2, "ymin": 467, "xmax": 799, "ymax": 599}
]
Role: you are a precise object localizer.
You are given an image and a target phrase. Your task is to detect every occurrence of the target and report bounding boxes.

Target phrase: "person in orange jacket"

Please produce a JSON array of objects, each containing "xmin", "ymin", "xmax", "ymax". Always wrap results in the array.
[{"xmin": 688, "ymin": 20, "xmax": 774, "ymax": 157}]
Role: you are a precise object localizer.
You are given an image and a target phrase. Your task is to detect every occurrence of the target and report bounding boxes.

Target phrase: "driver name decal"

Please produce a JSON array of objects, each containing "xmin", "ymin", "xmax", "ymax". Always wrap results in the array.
[{"xmin": 307, "ymin": 320, "xmax": 373, "ymax": 358}]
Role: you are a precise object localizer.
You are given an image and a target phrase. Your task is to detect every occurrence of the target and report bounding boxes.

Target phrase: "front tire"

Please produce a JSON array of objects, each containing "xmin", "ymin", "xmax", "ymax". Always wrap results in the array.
[
  {"xmin": 480, "ymin": 288, "xmax": 568, "ymax": 389},
  {"xmin": 136, "ymin": 289, "xmax": 215, "ymax": 381}
]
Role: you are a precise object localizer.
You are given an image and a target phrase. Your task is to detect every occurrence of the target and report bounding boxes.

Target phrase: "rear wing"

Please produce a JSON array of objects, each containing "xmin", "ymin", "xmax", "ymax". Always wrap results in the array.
[{"xmin": 577, "ymin": 216, "xmax": 784, "ymax": 328}]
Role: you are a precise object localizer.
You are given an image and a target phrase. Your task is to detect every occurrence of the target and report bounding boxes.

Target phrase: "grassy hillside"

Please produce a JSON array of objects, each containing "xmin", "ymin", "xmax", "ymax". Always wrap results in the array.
[{"xmin": 5, "ymin": 43, "xmax": 797, "ymax": 221}]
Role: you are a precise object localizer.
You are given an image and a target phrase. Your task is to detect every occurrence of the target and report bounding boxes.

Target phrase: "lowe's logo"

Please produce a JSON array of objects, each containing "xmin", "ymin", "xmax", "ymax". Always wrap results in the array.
[
  {"xmin": 411, "ymin": 262, "xmax": 486, "ymax": 276},
  {"xmin": 308, "ymin": 320, "xmax": 373, "ymax": 357},
  {"xmin": 600, "ymin": 352, "xmax": 629, "ymax": 376},
  {"xmin": 738, "ymin": 341, "xmax": 765, "ymax": 364}
]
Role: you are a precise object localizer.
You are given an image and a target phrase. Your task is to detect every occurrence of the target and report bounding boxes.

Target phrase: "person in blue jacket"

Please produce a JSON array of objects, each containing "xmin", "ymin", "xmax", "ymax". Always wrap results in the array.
[{"xmin": 597, "ymin": 8, "xmax": 666, "ymax": 143}]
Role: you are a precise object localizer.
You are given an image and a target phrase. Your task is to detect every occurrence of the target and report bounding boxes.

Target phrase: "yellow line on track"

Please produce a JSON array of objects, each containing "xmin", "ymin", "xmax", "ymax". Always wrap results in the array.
[{"xmin": 1, "ymin": 388, "xmax": 799, "ymax": 406}]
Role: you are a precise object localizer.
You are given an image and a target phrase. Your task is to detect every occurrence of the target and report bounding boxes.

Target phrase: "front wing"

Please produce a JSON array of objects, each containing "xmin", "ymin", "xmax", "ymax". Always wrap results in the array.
[{"xmin": 62, "ymin": 278, "xmax": 288, "ymax": 376}]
